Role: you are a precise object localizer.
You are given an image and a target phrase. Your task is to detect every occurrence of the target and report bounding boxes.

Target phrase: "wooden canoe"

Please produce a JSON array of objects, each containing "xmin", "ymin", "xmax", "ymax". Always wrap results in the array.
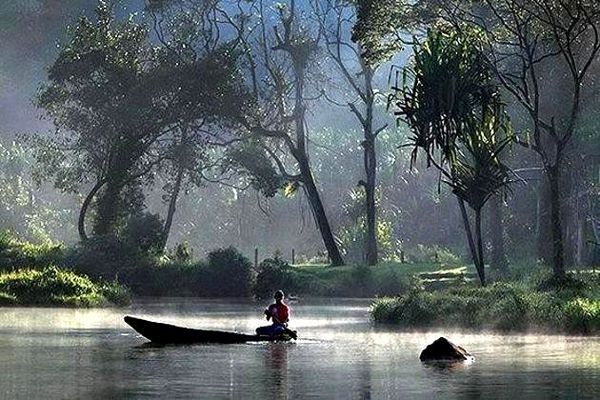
[{"xmin": 124, "ymin": 316, "xmax": 294, "ymax": 344}]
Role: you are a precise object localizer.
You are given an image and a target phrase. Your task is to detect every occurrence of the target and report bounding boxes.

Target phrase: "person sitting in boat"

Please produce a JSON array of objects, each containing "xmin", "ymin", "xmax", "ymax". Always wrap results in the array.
[{"xmin": 256, "ymin": 290, "xmax": 289, "ymax": 337}]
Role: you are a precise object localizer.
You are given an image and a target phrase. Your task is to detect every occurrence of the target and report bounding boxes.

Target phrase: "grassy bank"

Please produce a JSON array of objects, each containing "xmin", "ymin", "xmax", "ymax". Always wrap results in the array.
[
  {"xmin": 264, "ymin": 261, "xmax": 448, "ymax": 298},
  {"xmin": 371, "ymin": 273, "xmax": 600, "ymax": 335},
  {"xmin": 0, "ymin": 266, "xmax": 131, "ymax": 307},
  {"xmin": 0, "ymin": 230, "xmax": 466, "ymax": 300}
]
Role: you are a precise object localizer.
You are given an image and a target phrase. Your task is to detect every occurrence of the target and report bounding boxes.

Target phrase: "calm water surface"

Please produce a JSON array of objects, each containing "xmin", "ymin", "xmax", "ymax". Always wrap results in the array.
[{"xmin": 0, "ymin": 298, "xmax": 598, "ymax": 399}]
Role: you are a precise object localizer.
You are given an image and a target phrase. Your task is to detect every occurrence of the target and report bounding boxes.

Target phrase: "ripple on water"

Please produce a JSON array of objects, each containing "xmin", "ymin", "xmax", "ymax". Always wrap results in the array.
[{"xmin": 0, "ymin": 298, "xmax": 598, "ymax": 399}]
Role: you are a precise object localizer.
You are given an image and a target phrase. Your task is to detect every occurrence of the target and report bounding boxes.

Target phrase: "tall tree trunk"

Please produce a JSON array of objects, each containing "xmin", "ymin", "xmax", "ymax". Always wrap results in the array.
[
  {"xmin": 364, "ymin": 136, "xmax": 378, "ymax": 265},
  {"xmin": 299, "ymin": 156, "xmax": 345, "ymax": 266},
  {"xmin": 474, "ymin": 207, "xmax": 486, "ymax": 286},
  {"xmin": 161, "ymin": 165, "xmax": 184, "ymax": 250},
  {"xmin": 536, "ymin": 177, "xmax": 552, "ymax": 264},
  {"xmin": 488, "ymin": 194, "xmax": 509, "ymax": 276},
  {"xmin": 78, "ymin": 179, "xmax": 105, "ymax": 241},
  {"xmin": 458, "ymin": 198, "xmax": 485, "ymax": 286},
  {"xmin": 547, "ymin": 163, "xmax": 565, "ymax": 278},
  {"xmin": 361, "ymin": 58, "xmax": 378, "ymax": 266},
  {"xmin": 290, "ymin": 47, "xmax": 344, "ymax": 266}
]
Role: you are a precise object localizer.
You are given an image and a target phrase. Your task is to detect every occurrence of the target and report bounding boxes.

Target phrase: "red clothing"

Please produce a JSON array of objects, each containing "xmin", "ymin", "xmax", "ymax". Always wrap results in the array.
[{"xmin": 267, "ymin": 302, "xmax": 289, "ymax": 324}]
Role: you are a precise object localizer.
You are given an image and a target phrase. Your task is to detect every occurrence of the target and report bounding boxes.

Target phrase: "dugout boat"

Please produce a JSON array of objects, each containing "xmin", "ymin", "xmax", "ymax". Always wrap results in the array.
[{"xmin": 124, "ymin": 316, "xmax": 295, "ymax": 344}]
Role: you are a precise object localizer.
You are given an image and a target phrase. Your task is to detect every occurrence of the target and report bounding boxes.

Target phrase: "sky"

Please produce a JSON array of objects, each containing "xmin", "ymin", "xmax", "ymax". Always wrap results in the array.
[{"xmin": 0, "ymin": 0, "xmax": 146, "ymax": 138}]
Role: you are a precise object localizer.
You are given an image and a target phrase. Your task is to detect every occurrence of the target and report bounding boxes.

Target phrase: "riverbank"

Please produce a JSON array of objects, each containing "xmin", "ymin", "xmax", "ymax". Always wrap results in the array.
[
  {"xmin": 371, "ymin": 273, "xmax": 600, "ymax": 335},
  {"xmin": 257, "ymin": 261, "xmax": 462, "ymax": 298},
  {"xmin": 0, "ymin": 266, "xmax": 131, "ymax": 307}
]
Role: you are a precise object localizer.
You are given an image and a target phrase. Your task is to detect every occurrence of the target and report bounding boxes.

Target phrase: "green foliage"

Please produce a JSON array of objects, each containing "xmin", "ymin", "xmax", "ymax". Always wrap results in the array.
[
  {"xmin": 0, "ymin": 265, "xmax": 130, "ymax": 307},
  {"xmin": 101, "ymin": 280, "xmax": 132, "ymax": 307},
  {"xmin": 0, "ymin": 292, "xmax": 17, "ymax": 305},
  {"xmin": 0, "ymin": 142, "xmax": 74, "ymax": 242},
  {"xmin": 396, "ymin": 27, "xmax": 513, "ymax": 206},
  {"xmin": 254, "ymin": 256, "xmax": 293, "ymax": 299},
  {"xmin": 563, "ymin": 298, "xmax": 600, "ymax": 334},
  {"xmin": 223, "ymin": 141, "xmax": 285, "ymax": 197},
  {"xmin": 353, "ymin": 0, "xmax": 422, "ymax": 63},
  {"xmin": 120, "ymin": 260, "xmax": 205, "ymax": 296},
  {"xmin": 394, "ymin": 27, "xmax": 513, "ymax": 285},
  {"xmin": 283, "ymin": 262, "xmax": 410, "ymax": 297},
  {"xmin": 371, "ymin": 278, "xmax": 600, "ymax": 334},
  {"xmin": 34, "ymin": 2, "xmax": 251, "ymax": 239},
  {"xmin": 406, "ymin": 244, "xmax": 461, "ymax": 264},
  {"xmin": 172, "ymin": 242, "xmax": 193, "ymax": 263},
  {"xmin": 205, "ymin": 247, "xmax": 254, "ymax": 297},
  {"xmin": 64, "ymin": 236, "xmax": 147, "ymax": 281},
  {"xmin": 0, "ymin": 231, "xmax": 64, "ymax": 271},
  {"xmin": 339, "ymin": 188, "xmax": 403, "ymax": 263},
  {"xmin": 121, "ymin": 212, "xmax": 165, "ymax": 254}
]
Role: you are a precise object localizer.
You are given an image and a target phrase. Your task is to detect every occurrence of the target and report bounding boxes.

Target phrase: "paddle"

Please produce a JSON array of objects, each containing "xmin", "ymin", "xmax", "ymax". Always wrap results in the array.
[{"xmin": 268, "ymin": 313, "xmax": 298, "ymax": 340}]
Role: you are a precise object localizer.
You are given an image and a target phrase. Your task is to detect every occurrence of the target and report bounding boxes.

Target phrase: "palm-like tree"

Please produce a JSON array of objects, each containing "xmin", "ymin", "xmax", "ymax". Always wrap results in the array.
[{"xmin": 394, "ymin": 28, "xmax": 513, "ymax": 285}]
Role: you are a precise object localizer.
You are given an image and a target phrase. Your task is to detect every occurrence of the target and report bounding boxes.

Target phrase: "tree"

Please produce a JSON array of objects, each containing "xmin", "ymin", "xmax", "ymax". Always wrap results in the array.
[
  {"xmin": 355, "ymin": 0, "xmax": 600, "ymax": 278},
  {"xmin": 162, "ymin": 0, "xmax": 347, "ymax": 265},
  {"xmin": 447, "ymin": 0, "xmax": 600, "ymax": 278},
  {"xmin": 36, "ymin": 1, "xmax": 247, "ymax": 244},
  {"xmin": 314, "ymin": 0, "xmax": 389, "ymax": 265},
  {"xmin": 394, "ymin": 28, "xmax": 513, "ymax": 285},
  {"xmin": 36, "ymin": 2, "xmax": 166, "ymax": 239}
]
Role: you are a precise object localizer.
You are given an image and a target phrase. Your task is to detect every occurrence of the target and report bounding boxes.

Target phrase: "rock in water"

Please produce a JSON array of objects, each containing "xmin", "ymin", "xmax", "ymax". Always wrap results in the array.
[{"xmin": 419, "ymin": 337, "xmax": 472, "ymax": 361}]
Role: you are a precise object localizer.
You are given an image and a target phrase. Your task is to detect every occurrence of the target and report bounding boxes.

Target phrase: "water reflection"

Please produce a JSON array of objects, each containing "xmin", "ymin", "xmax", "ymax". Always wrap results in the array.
[
  {"xmin": 265, "ymin": 343, "xmax": 289, "ymax": 399},
  {"xmin": 0, "ymin": 299, "xmax": 598, "ymax": 399},
  {"xmin": 421, "ymin": 359, "xmax": 473, "ymax": 373}
]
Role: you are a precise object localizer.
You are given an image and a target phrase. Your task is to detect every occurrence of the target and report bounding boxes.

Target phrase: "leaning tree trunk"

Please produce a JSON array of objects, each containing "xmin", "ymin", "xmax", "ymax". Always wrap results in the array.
[
  {"xmin": 161, "ymin": 165, "xmax": 184, "ymax": 250},
  {"xmin": 458, "ymin": 198, "xmax": 486, "ymax": 286},
  {"xmin": 299, "ymin": 156, "xmax": 345, "ymax": 266},
  {"xmin": 474, "ymin": 207, "xmax": 486, "ymax": 285},
  {"xmin": 93, "ymin": 175, "xmax": 124, "ymax": 237},
  {"xmin": 289, "ymin": 47, "xmax": 344, "ymax": 267},
  {"xmin": 78, "ymin": 179, "xmax": 105, "ymax": 241},
  {"xmin": 488, "ymin": 194, "xmax": 509, "ymax": 276}
]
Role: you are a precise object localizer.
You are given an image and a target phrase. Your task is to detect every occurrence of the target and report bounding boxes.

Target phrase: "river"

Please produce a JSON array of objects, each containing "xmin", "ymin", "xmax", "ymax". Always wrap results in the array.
[{"xmin": 0, "ymin": 298, "xmax": 598, "ymax": 399}]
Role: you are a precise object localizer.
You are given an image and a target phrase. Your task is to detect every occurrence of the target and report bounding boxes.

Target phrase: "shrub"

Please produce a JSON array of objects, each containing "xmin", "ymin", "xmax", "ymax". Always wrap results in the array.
[
  {"xmin": 0, "ymin": 292, "xmax": 17, "ymax": 305},
  {"xmin": 102, "ymin": 280, "xmax": 132, "ymax": 306},
  {"xmin": 173, "ymin": 242, "xmax": 193, "ymax": 263},
  {"xmin": 370, "ymin": 281, "xmax": 600, "ymax": 334},
  {"xmin": 0, "ymin": 266, "xmax": 130, "ymax": 306},
  {"xmin": 563, "ymin": 298, "xmax": 600, "ymax": 334},
  {"xmin": 121, "ymin": 212, "xmax": 165, "ymax": 255},
  {"xmin": 374, "ymin": 267, "xmax": 409, "ymax": 297},
  {"xmin": 205, "ymin": 247, "xmax": 253, "ymax": 297},
  {"xmin": 407, "ymin": 244, "xmax": 461, "ymax": 264},
  {"xmin": 121, "ymin": 260, "xmax": 205, "ymax": 296},
  {"xmin": 0, "ymin": 231, "xmax": 64, "ymax": 271},
  {"xmin": 254, "ymin": 256, "xmax": 293, "ymax": 299},
  {"xmin": 64, "ymin": 236, "xmax": 150, "ymax": 281},
  {"xmin": 536, "ymin": 273, "xmax": 590, "ymax": 296}
]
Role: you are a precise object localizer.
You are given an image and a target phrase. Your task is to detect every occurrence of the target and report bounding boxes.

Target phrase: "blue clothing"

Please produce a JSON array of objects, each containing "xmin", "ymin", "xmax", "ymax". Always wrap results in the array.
[{"xmin": 256, "ymin": 323, "xmax": 286, "ymax": 336}]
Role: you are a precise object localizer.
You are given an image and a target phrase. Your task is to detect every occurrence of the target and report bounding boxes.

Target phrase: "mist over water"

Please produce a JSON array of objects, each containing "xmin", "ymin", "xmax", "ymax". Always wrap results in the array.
[
  {"xmin": 1, "ymin": 299, "xmax": 598, "ymax": 399},
  {"xmin": 0, "ymin": 1, "xmax": 599, "ymax": 399}
]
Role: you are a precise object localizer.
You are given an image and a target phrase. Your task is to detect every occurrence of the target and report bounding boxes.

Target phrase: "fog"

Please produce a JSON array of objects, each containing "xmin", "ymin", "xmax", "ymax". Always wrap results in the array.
[{"xmin": 0, "ymin": 0, "xmax": 598, "ymax": 268}]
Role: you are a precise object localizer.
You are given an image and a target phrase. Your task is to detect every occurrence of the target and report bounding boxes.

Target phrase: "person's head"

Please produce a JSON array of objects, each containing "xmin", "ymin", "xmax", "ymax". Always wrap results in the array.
[{"xmin": 274, "ymin": 290, "xmax": 284, "ymax": 302}]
